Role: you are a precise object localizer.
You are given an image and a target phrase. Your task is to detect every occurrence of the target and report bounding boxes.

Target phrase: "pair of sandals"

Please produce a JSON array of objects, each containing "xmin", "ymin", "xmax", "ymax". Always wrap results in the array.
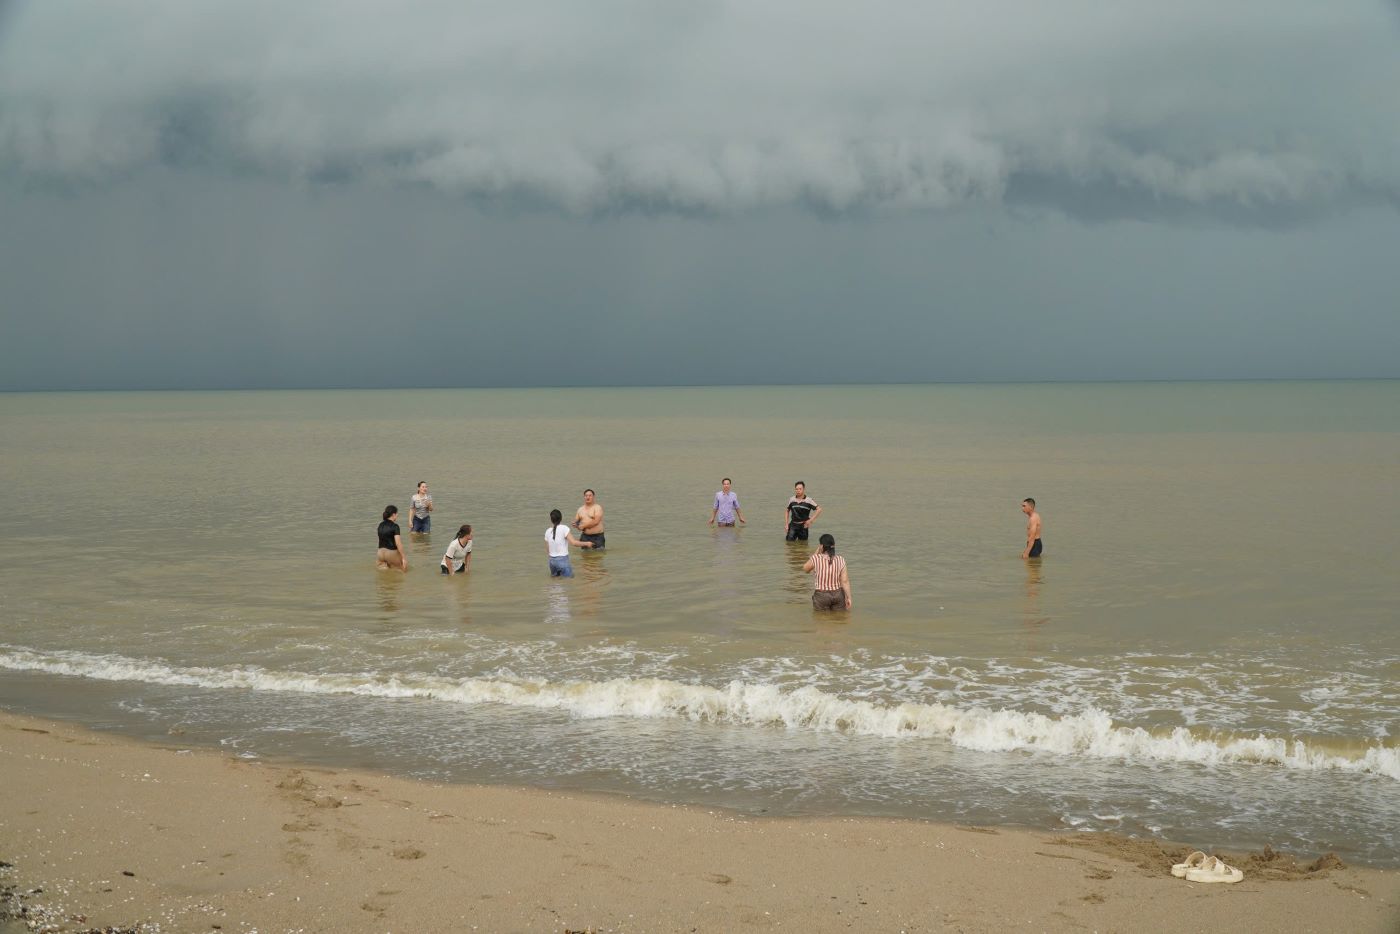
[{"xmin": 1171, "ymin": 851, "xmax": 1244, "ymax": 884}]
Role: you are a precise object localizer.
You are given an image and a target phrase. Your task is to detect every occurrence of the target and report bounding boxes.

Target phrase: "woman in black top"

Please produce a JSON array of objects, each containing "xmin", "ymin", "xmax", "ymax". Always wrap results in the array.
[{"xmin": 377, "ymin": 505, "xmax": 407, "ymax": 572}]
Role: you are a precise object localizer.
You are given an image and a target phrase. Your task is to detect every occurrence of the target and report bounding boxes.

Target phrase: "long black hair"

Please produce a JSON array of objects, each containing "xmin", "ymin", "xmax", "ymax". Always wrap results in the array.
[
  {"xmin": 549, "ymin": 509, "xmax": 563, "ymax": 539},
  {"xmin": 383, "ymin": 505, "xmax": 397, "ymax": 521},
  {"xmin": 818, "ymin": 533, "xmax": 836, "ymax": 561}
]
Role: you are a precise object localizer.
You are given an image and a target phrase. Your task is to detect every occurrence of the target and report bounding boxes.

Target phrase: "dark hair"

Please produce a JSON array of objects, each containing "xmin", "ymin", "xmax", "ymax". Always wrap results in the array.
[
  {"xmin": 794, "ymin": 480, "xmax": 805, "ymax": 489},
  {"xmin": 417, "ymin": 481, "xmax": 427, "ymax": 489},
  {"xmin": 550, "ymin": 509, "xmax": 563, "ymax": 539},
  {"xmin": 1022, "ymin": 497, "xmax": 1036, "ymax": 508},
  {"xmin": 583, "ymin": 488, "xmax": 595, "ymax": 496},
  {"xmin": 457, "ymin": 524, "xmax": 471, "ymax": 538},
  {"xmin": 722, "ymin": 477, "xmax": 731, "ymax": 484},
  {"xmin": 383, "ymin": 505, "xmax": 397, "ymax": 521},
  {"xmin": 818, "ymin": 533, "xmax": 836, "ymax": 557}
]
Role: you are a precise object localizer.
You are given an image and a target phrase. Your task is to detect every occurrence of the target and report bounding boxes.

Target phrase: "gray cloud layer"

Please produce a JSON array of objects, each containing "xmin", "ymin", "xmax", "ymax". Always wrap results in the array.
[
  {"xmin": 3, "ymin": 1, "xmax": 1398, "ymax": 222},
  {"xmin": 2, "ymin": 2, "xmax": 1397, "ymax": 391}
]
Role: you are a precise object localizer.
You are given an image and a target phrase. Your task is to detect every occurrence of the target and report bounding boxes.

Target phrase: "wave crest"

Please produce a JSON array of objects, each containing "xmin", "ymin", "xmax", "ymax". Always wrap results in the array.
[{"xmin": 2, "ymin": 646, "xmax": 1395, "ymax": 780}]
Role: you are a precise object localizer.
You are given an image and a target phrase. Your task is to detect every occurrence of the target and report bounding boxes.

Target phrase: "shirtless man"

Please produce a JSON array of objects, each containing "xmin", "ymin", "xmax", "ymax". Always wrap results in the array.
[
  {"xmin": 573, "ymin": 488, "xmax": 605, "ymax": 550},
  {"xmin": 1021, "ymin": 498, "xmax": 1043, "ymax": 558}
]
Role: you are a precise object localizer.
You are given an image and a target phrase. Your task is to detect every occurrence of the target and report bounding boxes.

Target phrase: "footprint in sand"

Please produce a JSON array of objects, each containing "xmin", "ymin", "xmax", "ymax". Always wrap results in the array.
[
  {"xmin": 361, "ymin": 888, "xmax": 400, "ymax": 915},
  {"xmin": 277, "ymin": 774, "xmax": 316, "ymax": 792},
  {"xmin": 391, "ymin": 847, "xmax": 425, "ymax": 860},
  {"xmin": 704, "ymin": 873, "xmax": 733, "ymax": 885}
]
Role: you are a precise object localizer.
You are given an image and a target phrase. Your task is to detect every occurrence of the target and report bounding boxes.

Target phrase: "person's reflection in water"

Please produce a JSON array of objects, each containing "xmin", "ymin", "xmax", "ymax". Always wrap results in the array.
[
  {"xmin": 443, "ymin": 569, "xmax": 473, "ymax": 627},
  {"xmin": 784, "ymin": 545, "xmax": 811, "ymax": 598},
  {"xmin": 1022, "ymin": 557, "xmax": 1049, "ymax": 629},
  {"xmin": 711, "ymin": 524, "xmax": 743, "ymax": 627},
  {"xmin": 572, "ymin": 561, "xmax": 606, "ymax": 618},
  {"xmin": 375, "ymin": 569, "xmax": 405, "ymax": 615},
  {"xmin": 546, "ymin": 563, "xmax": 606, "ymax": 624},
  {"xmin": 408, "ymin": 528, "xmax": 437, "ymax": 564},
  {"xmin": 544, "ymin": 583, "xmax": 571, "ymax": 625}
]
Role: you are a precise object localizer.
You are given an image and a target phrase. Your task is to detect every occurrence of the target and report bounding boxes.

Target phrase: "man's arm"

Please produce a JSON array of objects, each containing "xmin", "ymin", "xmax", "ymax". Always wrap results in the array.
[
  {"xmin": 709, "ymin": 503, "xmax": 718, "ymax": 525},
  {"xmin": 735, "ymin": 504, "xmax": 746, "ymax": 524},
  {"xmin": 1022, "ymin": 516, "xmax": 1038, "ymax": 559},
  {"xmin": 806, "ymin": 504, "xmax": 822, "ymax": 527}
]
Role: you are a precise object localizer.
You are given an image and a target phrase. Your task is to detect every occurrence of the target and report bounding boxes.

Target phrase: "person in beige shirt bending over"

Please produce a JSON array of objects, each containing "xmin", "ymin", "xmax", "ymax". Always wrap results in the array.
[{"xmin": 573, "ymin": 488, "xmax": 605, "ymax": 550}]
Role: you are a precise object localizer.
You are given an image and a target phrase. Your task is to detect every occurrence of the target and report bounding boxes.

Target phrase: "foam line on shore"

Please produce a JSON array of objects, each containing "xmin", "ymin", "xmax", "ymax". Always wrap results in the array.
[{"xmin": 3, "ymin": 645, "xmax": 1396, "ymax": 780}]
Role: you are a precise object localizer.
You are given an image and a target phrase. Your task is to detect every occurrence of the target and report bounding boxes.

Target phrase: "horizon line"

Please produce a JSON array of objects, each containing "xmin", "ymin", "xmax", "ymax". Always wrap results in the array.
[{"xmin": 2, "ymin": 375, "xmax": 1397, "ymax": 394}]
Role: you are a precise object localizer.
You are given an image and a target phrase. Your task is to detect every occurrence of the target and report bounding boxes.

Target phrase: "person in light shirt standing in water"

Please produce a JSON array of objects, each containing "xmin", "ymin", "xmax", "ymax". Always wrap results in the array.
[
  {"xmin": 547, "ymin": 509, "xmax": 593, "ymax": 577},
  {"xmin": 573, "ymin": 488, "xmax": 605, "ymax": 549},
  {"xmin": 709, "ymin": 477, "xmax": 746, "ymax": 527},
  {"xmin": 804, "ymin": 533, "xmax": 851, "ymax": 610},
  {"xmin": 785, "ymin": 481, "xmax": 821, "ymax": 542},
  {"xmin": 410, "ymin": 481, "xmax": 433, "ymax": 534},
  {"xmin": 440, "ymin": 524, "xmax": 473, "ymax": 575}
]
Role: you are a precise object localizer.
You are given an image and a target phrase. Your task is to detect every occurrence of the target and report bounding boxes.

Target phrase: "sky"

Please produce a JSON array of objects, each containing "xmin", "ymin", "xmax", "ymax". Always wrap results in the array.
[{"xmin": 1, "ymin": 1, "xmax": 1398, "ymax": 390}]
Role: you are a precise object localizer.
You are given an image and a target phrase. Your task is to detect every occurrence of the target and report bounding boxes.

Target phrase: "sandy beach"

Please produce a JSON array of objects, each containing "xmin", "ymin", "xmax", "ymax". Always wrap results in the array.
[{"xmin": 1, "ymin": 712, "xmax": 1394, "ymax": 933}]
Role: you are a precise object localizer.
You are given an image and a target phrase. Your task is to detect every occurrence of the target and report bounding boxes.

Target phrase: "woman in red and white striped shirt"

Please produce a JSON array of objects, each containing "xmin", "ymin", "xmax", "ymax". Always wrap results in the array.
[{"xmin": 803, "ymin": 533, "xmax": 851, "ymax": 611}]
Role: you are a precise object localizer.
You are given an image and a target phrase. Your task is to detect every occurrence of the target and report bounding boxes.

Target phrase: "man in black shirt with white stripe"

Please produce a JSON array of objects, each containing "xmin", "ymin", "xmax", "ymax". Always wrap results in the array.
[{"xmin": 784, "ymin": 481, "xmax": 822, "ymax": 542}]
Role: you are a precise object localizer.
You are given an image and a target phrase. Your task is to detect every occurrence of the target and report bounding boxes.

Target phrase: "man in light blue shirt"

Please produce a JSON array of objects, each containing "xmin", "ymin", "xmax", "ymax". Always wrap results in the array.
[{"xmin": 709, "ymin": 478, "xmax": 746, "ymax": 527}]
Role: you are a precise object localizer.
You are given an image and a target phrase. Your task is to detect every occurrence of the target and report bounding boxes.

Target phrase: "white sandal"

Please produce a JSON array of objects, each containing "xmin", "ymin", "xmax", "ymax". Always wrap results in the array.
[
  {"xmin": 1185, "ymin": 855, "xmax": 1244, "ymax": 884},
  {"xmin": 1171, "ymin": 851, "xmax": 1207, "ymax": 878}
]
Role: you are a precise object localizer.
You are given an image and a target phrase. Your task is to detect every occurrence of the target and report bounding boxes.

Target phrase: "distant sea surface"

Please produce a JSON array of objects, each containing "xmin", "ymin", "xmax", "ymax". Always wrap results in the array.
[{"xmin": 2, "ymin": 383, "xmax": 1397, "ymax": 864}]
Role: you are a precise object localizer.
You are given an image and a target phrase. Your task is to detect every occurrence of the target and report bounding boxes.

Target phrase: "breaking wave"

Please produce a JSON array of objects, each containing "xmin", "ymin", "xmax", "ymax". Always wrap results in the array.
[{"xmin": 3, "ymin": 646, "xmax": 1395, "ymax": 781}]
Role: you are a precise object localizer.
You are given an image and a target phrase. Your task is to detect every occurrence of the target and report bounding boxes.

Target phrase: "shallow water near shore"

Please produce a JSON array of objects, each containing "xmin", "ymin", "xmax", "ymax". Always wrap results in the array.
[{"xmin": 1, "ymin": 383, "xmax": 1397, "ymax": 863}]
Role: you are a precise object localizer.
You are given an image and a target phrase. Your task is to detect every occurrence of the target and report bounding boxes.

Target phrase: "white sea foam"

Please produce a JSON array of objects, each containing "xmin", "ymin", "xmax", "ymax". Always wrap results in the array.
[{"xmin": 2, "ymin": 645, "xmax": 1397, "ymax": 781}]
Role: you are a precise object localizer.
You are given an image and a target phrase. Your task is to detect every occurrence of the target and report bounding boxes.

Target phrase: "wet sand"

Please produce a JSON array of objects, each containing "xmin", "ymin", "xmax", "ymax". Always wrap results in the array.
[{"xmin": 1, "ymin": 711, "xmax": 1395, "ymax": 933}]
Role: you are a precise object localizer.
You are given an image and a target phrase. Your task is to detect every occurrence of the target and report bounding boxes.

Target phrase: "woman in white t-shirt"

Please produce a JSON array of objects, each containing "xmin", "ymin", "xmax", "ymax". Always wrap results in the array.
[
  {"xmin": 440, "ymin": 525, "xmax": 473, "ymax": 575},
  {"xmin": 545, "ymin": 509, "xmax": 592, "ymax": 577}
]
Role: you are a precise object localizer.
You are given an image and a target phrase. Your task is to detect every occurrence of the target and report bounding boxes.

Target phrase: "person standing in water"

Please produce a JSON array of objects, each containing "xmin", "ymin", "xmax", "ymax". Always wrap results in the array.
[
  {"xmin": 440, "ymin": 524, "xmax": 473, "ymax": 574},
  {"xmin": 410, "ymin": 481, "xmax": 433, "ymax": 533},
  {"xmin": 573, "ymin": 489, "xmax": 605, "ymax": 549},
  {"xmin": 709, "ymin": 477, "xmax": 746, "ymax": 527},
  {"xmin": 1021, "ymin": 497, "xmax": 1043, "ymax": 558},
  {"xmin": 547, "ymin": 509, "xmax": 594, "ymax": 577},
  {"xmin": 803, "ymin": 533, "xmax": 851, "ymax": 610},
  {"xmin": 377, "ymin": 505, "xmax": 407, "ymax": 572},
  {"xmin": 785, "ymin": 481, "xmax": 821, "ymax": 542}
]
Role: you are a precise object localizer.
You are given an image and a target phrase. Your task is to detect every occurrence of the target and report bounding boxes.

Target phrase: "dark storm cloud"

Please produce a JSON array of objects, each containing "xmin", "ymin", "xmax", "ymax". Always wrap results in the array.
[
  {"xmin": 2, "ymin": 1, "xmax": 1397, "ymax": 224},
  {"xmin": 1, "ymin": 2, "xmax": 1398, "ymax": 391}
]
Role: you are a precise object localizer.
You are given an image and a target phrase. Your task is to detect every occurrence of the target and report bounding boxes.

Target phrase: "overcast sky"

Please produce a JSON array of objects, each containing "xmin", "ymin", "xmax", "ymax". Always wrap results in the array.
[{"xmin": 2, "ymin": 1, "xmax": 1397, "ymax": 390}]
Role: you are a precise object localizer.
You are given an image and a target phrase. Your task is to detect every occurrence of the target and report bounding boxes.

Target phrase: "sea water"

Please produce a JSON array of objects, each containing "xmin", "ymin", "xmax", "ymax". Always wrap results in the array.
[{"xmin": 1, "ymin": 383, "xmax": 1396, "ymax": 863}]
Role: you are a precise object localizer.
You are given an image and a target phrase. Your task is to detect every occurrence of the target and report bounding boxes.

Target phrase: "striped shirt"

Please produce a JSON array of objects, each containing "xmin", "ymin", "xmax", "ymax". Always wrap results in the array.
[{"xmin": 811, "ymin": 552, "xmax": 846, "ymax": 591}]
